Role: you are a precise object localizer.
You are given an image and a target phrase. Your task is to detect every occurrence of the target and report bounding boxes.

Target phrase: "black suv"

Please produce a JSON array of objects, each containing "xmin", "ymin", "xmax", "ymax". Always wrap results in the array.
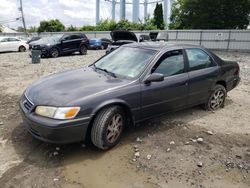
[{"xmin": 32, "ymin": 33, "xmax": 89, "ymax": 58}]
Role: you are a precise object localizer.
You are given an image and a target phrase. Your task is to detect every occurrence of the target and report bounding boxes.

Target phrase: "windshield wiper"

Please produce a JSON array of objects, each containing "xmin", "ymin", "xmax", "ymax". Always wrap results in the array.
[{"xmin": 92, "ymin": 64, "xmax": 116, "ymax": 78}]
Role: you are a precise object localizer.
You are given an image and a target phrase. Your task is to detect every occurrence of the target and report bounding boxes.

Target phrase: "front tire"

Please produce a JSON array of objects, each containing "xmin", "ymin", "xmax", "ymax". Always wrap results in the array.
[
  {"xmin": 204, "ymin": 85, "xmax": 227, "ymax": 111},
  {"xmin": 19, "ymin": 46, "xmax": 26, "ymax": 52},
  {"xmin": 91, "ymin": 106, "xmax": 125, "ymax": 150},
  {"xmin": 50, "ymin": 47, "xmax": 59, "ymax": 58}
]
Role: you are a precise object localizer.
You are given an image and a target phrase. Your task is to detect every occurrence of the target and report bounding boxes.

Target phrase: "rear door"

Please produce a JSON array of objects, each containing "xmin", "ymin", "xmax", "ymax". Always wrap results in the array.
[
  {"xmin": 140, "ymin": 49, "xmax": 189, "ymax": 120},
  {"xmin": 185, "ymin": 48, "xmax": 219, "ymax": 105},
  {"xmin": 0, "ymin": 38, "xmax": 10, "ymax": 52}
]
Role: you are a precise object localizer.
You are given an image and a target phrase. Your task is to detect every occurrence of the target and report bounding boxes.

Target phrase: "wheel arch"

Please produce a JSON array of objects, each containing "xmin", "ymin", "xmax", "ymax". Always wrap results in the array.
[{"xmin": 216, "ymin": 80, "xmax": 227, "ymax": 90}]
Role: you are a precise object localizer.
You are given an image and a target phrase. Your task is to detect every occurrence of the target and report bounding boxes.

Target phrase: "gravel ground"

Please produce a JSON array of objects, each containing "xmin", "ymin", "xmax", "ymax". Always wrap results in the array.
[{"xmin": 0, "ymin": 50, "xmax": 249, "ymax": 188}]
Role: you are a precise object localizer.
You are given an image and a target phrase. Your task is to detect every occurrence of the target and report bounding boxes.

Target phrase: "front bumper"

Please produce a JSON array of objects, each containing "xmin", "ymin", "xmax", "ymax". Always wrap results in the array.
[{"xmin": 19, "ymin": 97, "xmax": 92, "ymax": 144}]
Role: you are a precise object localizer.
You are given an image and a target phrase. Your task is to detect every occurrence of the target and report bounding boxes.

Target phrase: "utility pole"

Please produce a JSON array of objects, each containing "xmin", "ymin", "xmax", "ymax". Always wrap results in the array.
[{"xmin": 19, "ymin": 0, "xmax": 27, "ymax": 34}]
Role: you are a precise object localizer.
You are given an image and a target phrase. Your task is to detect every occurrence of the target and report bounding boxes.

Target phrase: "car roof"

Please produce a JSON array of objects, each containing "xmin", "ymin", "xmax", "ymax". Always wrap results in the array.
[{"xmin": 123, "ymin": 42, "xmax": 204, "ymax": 51}]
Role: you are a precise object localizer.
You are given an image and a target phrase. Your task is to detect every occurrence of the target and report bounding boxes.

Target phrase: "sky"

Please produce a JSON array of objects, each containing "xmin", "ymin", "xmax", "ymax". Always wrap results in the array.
[{"xmin": 0, "ymin": 0, "xmax": 157, "ymax": 29}]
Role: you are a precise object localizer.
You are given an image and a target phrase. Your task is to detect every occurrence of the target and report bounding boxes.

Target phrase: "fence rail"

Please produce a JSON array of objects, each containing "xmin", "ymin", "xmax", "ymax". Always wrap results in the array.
[{"xmin": 1, "ymin": 30, "xmax": 250, "ymax": 51}]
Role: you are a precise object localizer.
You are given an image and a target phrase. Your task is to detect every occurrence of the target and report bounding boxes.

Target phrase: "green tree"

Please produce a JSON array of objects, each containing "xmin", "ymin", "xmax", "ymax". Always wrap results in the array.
[
  {"xmin": 27, "ymin": 26, "xmax": 37, "ymax": 33},
  {"xmin": 153, "ymin": 3, "xmax": 165, "ymax": 29},
  {"xmin": 67, "ymin": 25, "xmax": 78, "ymax": 31},
  {"xmin": 170, "ymin": 0, "xmax": 250, "ymax": 29},
  {"xmin": 37, "ymin": 19, "xmax": 65, "ymax": 32}
]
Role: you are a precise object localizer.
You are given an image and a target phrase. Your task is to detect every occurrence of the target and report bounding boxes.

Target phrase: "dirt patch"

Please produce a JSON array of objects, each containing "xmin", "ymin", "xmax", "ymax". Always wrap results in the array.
[{"xmin": 0, "ymin": 50, "xmax": 249, "ymax": 188}]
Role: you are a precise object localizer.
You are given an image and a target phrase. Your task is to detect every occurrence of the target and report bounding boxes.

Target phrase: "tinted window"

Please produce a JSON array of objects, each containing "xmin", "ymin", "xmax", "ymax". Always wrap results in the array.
[
  {"xmin": 152, "ymin": 50, "xmax": 185, "ymax": 77},
  {"xmin": 8, "ymin": 38, "xmax": 19, "ymax": 41},
  {"xmin": 186, "ymin": 49, "xmax": 214, "ymax": 71}
]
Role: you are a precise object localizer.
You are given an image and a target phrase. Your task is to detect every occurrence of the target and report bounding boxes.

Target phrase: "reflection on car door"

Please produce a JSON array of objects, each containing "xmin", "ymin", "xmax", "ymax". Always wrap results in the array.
[
  {"xmin": 140, "ymin": 49, "xmax": 189, "ymax": 120},
  {"xmin": 61, "ymin": 34, "xmax": 82, "ymax": 53},
  {"xmin": 8, "ymin": 38, "xmax": 20, "ymax": 51},
  {"xmin": 185, "ymin": 48, "xmax": 219, "ymax": 106}
]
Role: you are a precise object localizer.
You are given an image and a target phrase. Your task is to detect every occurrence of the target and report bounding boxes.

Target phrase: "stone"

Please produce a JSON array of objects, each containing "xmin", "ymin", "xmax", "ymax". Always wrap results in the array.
[
  {"xmin": 53, "ymin": 151, "xmax": 59, "ymax": 156},
  {"xmin": 206, "ymin": 131, "xmax": 214, "ymax": 135},
  {"xmin": 136, "ymin": 137, "xmax": 142, "ymax": 142},
  {"xmin": 132, "ymin": 158, "xmax": 136, "ymax": 162},
  {"xmin": 146, "ymin": 154, "xmax": 152, "ymax": 160},
  {"xmin": 170, "ymin": 141, "xmax": 175, "ymax": 145},
  {"xmin": 55, "ymin": 147, "xmax": 60, "ymax": 151},
  {"xmin": 197, "ymin": 162, "xmax": 203, "ymax": 167},
  {"xmin": 0, "ymin": 122, "xmax": 3, "ymax": 125},
  {"xmin": 134, "ymin": 152, "xmax": 140, "ymax": 158},
  {"xmin": 167, "ymin": 148, "xmax": 171, "ymax": 152},
  {"xmin": 197, "ymin": 138, "xmax": 204, "ymax": 143}
]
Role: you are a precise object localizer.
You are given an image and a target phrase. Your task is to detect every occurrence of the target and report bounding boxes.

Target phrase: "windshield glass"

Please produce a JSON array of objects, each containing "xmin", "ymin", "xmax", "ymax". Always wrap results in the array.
[
  {"xmin": 94, "ymin": 47, "xmax": 157, "ymax": 79},
  {"xmin": 43, "ymin": 35, "xmax": 63, "ymax": 43}
]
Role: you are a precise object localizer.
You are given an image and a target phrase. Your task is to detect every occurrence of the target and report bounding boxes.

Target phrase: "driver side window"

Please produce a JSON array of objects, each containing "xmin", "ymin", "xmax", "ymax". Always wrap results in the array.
[{"xmin": 152, "ymin": 50, "xmax": 185, "ymax": 77}]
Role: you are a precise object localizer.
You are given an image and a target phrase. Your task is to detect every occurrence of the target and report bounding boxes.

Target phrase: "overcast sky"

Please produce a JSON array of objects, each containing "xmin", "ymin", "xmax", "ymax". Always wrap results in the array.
[{"xmin": 0, "ymin": 0, "xmax": 157, "ymax": 29}]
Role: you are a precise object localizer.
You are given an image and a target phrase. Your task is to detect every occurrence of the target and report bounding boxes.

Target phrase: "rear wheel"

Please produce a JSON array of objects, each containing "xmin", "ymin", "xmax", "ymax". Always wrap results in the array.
[
  {"xmin": 19, "ymin": 46, "xmax": 26, "ymax": 52},
  {"xmin": 100, "ymin": 45, "xmax": 104, "ymax": 50},
  {"xmin": 50, "ymin": 48, "xmax": 59, "ymax": 58},
  {"xmin": 91, "ymin": 106, "xmax": 125, "ymax": 150},
  {"xmin": 204, "ymin": 85, "xmax": 227, "ymax": 111},
  {"xmin": 79, "ymin": 45, "xmax": 87, "ymax": 55}
]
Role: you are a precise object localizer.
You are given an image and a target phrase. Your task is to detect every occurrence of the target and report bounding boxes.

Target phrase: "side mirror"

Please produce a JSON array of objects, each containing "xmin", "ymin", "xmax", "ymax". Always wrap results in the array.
[{"xmin": 144, "ymin": 73, "xmax": 164, "ymax": 84}]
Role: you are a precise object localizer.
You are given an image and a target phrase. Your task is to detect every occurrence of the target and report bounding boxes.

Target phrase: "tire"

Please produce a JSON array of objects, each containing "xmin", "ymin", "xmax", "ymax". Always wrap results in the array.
[
  {"xmin": 79, "ymin": 45, "xmax": 87, "ymax": 55},
  {"xmin": 100, "ymin": 45, "xmax": 104, "ymax": 50},
  {"xmin": 203, "ymin": 84, "xmax": 227, "ymax": 111},
  {"xmin": 50, "ymin": 47, "xmax": 59, "ymax": 58},
  {"xmin": 91, "ymin": 106, "xmax": 125, "ymax": 150},
  {"xmin": 19, "ymin": 46, "xmax": 26, "ymax": 52}
]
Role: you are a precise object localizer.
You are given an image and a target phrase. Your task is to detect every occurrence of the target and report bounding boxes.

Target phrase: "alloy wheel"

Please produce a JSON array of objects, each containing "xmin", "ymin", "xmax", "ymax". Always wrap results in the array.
[
  {"xmin": 210, "ymin": 90, "xmax": 225, "ymax": 110},
  {"xmin": 106, "ymin": 113, "xmax": 123, "ymax": 144}
]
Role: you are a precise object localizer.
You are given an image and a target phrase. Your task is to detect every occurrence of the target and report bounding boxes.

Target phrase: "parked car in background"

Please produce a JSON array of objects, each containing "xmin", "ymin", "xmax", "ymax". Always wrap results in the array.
[
  {"xmin": 27, "ymin": 36, "xmax": 42, "ymax": 49},
  {"xmin": 20, "ymin": 42, "xmax": 240, "ymax": 150},
  {"xmin": 0, "ymin": 37, "xmax": 29, "ymax": 52},
  {"xmin": 31, "ymin": 33, "xmax": 89, "ymax": 58},
  {"xmin": 106, "ymin": 30, "xmax": 138, "ymax": 54},
  {"xmin": 89, "ymin": 38, "xmax": 112, "ymax": 50},
  {"xmin": 139, "ymin": 34, "xmax": 151, "ymax": 42}
]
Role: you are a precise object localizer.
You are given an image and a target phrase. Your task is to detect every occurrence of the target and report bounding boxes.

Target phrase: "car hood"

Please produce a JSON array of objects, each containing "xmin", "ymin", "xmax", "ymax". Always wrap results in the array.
[
  {"xmin": 25, "ymin": 67, "xmax": 131, "ymax": 106},
  {"xmin": 110, "ymin": 30, "xmax": 138, "ymax": 42}
]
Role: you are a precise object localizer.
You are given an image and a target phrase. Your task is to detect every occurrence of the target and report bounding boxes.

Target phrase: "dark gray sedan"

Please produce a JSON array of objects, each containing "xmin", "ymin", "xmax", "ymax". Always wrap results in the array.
[{"xmin": 20, "ymin": 42, "xmax": 240, "ymax": 150}]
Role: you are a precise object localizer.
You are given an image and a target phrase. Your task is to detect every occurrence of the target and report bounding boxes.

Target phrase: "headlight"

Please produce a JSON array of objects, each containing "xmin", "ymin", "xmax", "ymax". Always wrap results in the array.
[{"xmin": 35, "ymin": 106, "xmax": 80, "ymax": 120}]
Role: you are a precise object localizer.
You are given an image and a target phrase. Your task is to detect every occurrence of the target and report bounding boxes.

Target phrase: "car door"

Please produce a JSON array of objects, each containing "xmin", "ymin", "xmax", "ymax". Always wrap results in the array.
[
  {"xmin": 185, "ymin": 48, "xmax": 219, "ymax": 106},
  {"xmin": 60, "ymin": 34, "xmax": 77, "ymax": 52},
  {"xmin": 140, "ymin": 49, "xmax": 189, "ymax": 120},
  {"xmin": 0, "ymin": 38, "xmax": 10, "ymax": 52},
  {"xmin": 8, "ymin": 38, "xmax": 20, "ymax": 51}
]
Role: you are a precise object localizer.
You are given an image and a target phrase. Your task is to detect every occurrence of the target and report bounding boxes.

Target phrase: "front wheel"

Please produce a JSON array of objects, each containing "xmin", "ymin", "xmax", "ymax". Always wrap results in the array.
[
  {"xmin": 204, "ymin": 85, "xmax": 227, "ymax": 111},
  {"xmin": 50, "ymin": 48, "xmax": 59, "ymax": 58},
  {"xmin": 91, "ymin": 106, "xmax": 125, "ymax": 150},
  {"xmin": 19, "ymin": 46, "xmax": 26, "ymax": 52}
]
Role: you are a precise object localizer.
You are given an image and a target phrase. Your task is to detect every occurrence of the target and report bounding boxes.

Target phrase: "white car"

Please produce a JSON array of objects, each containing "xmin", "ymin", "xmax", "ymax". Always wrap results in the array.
[{"xmin": 0, "ymin": 37, "xmax": 29, "ymax": 52}]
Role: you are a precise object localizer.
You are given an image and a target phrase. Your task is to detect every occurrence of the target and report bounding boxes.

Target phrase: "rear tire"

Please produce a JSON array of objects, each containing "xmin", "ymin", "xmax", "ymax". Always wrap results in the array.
[
  {"xmin": 203, "ymin": 84, "xmax": 227, "ymax": 111},
  {"xmin": 19, "ymin": 46, "xmax": 26, "ymax": 52},
  {"xmin": 50, "ymin": 47, "xmax": 59, "ymax": 58},
  {"xmin": 79, "ymin": 45, "xmax": 87, "ymax": 55},
  {"xmin": 91, "ymin": 106, "xmax": 125, "ymax": 150}
]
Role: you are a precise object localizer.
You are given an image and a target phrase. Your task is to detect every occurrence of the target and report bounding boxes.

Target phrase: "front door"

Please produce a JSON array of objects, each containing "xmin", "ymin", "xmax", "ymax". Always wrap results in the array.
[{"xmin": 140, "ymin": 49, "xmax": 189, "ymax": 120}]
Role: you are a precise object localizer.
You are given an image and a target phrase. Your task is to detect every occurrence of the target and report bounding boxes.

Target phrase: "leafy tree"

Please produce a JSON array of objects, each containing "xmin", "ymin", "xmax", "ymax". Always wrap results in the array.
[
  {"xmin": 170, "ymin": 0, "xmax": 250, "ymax": 29},
  {"xmin": 153, "ymin": 3, "xmax": 165, "ymax": 29},
  {"xmin": 27, "ymin": 26, "xmax": 37, "ymax": 33},
  {"xmin": 67, "ymin": 25, "xmax": 78, "ymax": 31},
  {"xmin": 37, "ymin": 19, "xmax": 65, "ymax": 32}
]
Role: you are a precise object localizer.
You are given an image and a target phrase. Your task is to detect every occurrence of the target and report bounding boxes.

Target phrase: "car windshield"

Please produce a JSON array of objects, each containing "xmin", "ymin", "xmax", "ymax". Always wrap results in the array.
[
  {"xmin": 94, "ymin": 47, "xmax": 157, "ymax": 79},
  {"xmin": 43, "ymin": 35, "xmax": 63, "ymax": 43}
]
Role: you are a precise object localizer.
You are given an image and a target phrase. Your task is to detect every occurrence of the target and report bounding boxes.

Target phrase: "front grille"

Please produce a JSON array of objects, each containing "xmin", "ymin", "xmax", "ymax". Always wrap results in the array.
[{"xmin": 23, "ymin": 94, "xmax": 34, "ymax": 111}]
